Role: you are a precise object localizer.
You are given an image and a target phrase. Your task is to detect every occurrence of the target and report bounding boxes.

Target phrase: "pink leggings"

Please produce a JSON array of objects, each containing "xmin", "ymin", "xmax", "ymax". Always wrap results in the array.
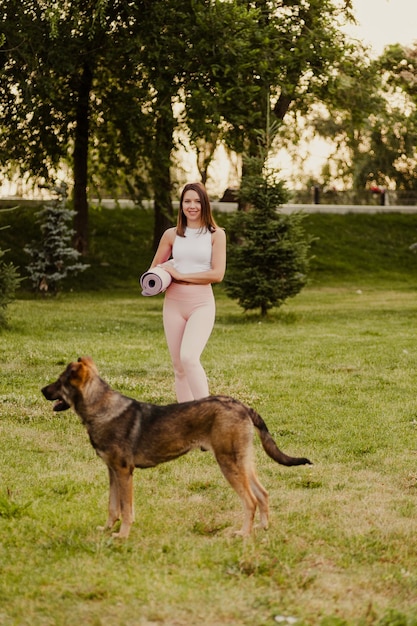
[{"xmin": 163, "ymin": 283, "xmax": 215, "ymax": 402}]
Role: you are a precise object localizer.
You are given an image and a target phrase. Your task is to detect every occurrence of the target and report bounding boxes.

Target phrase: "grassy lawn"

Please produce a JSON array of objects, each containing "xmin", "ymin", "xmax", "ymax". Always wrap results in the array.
[{"xmin": 1, "ymin": 207, "xmax": 417, "ymax": 625}]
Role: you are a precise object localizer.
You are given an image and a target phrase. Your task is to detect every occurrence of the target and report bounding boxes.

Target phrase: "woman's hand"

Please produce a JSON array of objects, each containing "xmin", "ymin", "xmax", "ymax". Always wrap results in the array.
[{"xmin": 157, "ymin": 261, "xmax": 181, "ymax": 281}]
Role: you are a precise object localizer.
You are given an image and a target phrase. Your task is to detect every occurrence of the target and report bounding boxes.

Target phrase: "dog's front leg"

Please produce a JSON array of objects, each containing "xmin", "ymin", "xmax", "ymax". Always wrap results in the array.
[
  {"xmin": 111, "ymin": 466, "xmax": 134, "ymax": 539},
  {"xmin": 106, "ymin": 466, "xmax": 122, "ymax": 530},
  {"xmin": 97, "ymin": 466, "xmax": 121, "ymax": 532}
]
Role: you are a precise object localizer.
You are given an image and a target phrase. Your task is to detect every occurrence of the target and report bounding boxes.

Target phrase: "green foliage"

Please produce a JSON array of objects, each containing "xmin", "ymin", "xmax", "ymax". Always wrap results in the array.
[
  {"xmin": 24, "ymin": 184, "xmax": 89, "ymax": 294},
  {"xmin": 0, "ymin": 0, "xmax": 148, "ymax": 184},
  {"xmin": 0, "ymin": 0, "xmax": 359, "ymax": 250},
  {"xmin": 0, "ymin": 243, "xmax": 20, "ymax": 328},
  {"xmin": 224, "ymin": 151, "xmax": 313, "ymax": 315},
  {"xmin": 0, "ymin": 0, "xmax": 152, "ymax": 251},
  {"xmin": 221, "ymin": 0, "xmax": 355, "ymax": 160},
  {"xmin": 311, "ymin": 42, "xmax": 417, "ymax": 194},
  {"xmin": 374, "ymin": 43, "xmax": 417, "ymax": 194}
]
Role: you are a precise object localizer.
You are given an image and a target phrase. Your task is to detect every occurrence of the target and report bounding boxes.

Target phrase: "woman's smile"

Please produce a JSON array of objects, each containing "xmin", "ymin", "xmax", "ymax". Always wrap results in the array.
[{"xmin": 182, "ymin": 189, "xmax": 202, "ymax": 226}]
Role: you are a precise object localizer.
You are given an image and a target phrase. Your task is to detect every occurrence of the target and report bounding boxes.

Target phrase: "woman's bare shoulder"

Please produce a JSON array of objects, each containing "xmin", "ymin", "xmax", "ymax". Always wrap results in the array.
[
  {"xmin": 212, "ymin": 227, "xmax": 226, "ymax": 242},
  {"xmin": 162, "ymin": 227, "xmax": 177, "ymax": 243}
]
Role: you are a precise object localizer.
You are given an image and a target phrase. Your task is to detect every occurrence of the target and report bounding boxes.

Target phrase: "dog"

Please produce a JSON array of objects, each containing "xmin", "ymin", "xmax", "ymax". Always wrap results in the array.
[{"xmin": 41, "ymin": 356, "xmax": 312, "ymax": 538}]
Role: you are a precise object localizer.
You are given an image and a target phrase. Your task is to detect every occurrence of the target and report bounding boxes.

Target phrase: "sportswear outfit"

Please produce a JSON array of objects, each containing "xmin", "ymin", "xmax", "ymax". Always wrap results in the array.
[{"xmin": 163, "ymin": 227, "xmax": 215, "ymax": 402}]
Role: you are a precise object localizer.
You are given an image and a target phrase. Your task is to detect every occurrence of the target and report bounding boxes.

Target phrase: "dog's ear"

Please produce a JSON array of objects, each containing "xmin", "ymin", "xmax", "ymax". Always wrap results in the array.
[
  {"xmin": 64, "ymin": 360, "xmax": 90, "ymax": 389},
  {"xmin": 66, "ymin": 361, "xmax": 85, "ymax": 383},
  {"xmin": 77, "ymin": 356, "xmax": 98, "ymax": 374}
]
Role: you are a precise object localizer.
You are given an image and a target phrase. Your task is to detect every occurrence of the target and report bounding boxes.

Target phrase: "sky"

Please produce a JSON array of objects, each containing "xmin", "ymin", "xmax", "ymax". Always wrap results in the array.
[{"xmin": 346, "ymin": 0, "xmax": 417, "ymax": 56}]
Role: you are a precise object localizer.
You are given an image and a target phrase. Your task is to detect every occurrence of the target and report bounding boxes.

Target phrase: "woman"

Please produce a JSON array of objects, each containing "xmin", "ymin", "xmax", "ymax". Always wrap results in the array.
[{"xmin": 149, "ymin": 182, "xmax": 226, "ymax": 402}]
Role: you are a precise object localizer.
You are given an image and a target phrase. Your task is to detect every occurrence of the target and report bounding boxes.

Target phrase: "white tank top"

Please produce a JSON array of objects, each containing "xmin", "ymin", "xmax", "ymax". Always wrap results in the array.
[{"xmin": 172, "ymin": 227, "xmax": 212, "ymax": 274}]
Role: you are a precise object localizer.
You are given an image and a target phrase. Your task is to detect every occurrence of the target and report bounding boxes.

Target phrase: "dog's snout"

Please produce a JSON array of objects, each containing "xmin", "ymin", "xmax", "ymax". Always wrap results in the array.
[
  {"xmin": 41, "ymin": 382, "xmax": 61, "ymax": 402},
  {"xmin": 41, "ymin": 382, "xmax": 71, "ymax": 412},
  {"xmin": 41, "ymin": 385, "xmax": 51, "ymax": 399}
]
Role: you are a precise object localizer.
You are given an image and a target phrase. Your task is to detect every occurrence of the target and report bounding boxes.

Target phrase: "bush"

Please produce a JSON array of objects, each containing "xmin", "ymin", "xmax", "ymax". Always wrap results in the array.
[{"xmin": 0, "ymin": 243, "xmax": 20, "ymax": 328}]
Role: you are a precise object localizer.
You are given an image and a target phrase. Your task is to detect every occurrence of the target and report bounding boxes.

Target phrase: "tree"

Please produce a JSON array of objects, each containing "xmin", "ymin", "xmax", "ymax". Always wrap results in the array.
[
  {"xmin": 137, "ymin": 0, "xmax": 263, "ymax": 247},
  {"xmin": 136, "ymin": 0, "xmax": 200, "ymax": 248},
  {"xmin": 24, "ymin": 183, "xmax": 89, "ymax": 293},
  {"xmin": 0, "ymin": 0, "xmax": 261, "ymax": 250},
  {"xmin": 376, "ymin": 44, "xmax": 417, "ymax": 197},
  {"xmin": 183, "ymin": 0, "xmax": 356, "ymax": 202},
  {"xmin": 308, "ymin": 43, "xmax": 417, "ymax": 198},
  {"xmin": 308, "ymin": 46, "xmax": 387, "ymax": 191},
  {"xmin": 224, "ymin": 129, "xmax": 312, "ymax": 316},
  {"xmin": 0, "ymin": 0, "xmax": 149, "ymax": 254},
  {"xmin": 1, "ymin": 0, "xmax": 357, "ymax": 253},
  {"xmin": 182, "ymin": 1, "xmax": 262, "ymax": 183}
]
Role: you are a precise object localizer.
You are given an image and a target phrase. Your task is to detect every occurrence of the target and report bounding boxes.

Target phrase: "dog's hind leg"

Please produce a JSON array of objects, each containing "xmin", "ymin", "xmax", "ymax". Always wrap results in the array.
[
  {"xmin": 216, "ymin": 455, "xmax": 258, "ymax": 537},
  {"xmin": 249, "ymin": 472, "xmax": 269, "ymax": 530}
]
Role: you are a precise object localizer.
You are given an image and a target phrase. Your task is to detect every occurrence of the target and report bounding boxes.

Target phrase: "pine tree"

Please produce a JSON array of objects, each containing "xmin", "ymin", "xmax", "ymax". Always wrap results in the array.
[
  {"xmin": 224, "ymin": 132, "xmax": 313, "ymax": 316},
  {"xmin": 24, "ymin": 182, "xmax": 89, "ymax": 294}
]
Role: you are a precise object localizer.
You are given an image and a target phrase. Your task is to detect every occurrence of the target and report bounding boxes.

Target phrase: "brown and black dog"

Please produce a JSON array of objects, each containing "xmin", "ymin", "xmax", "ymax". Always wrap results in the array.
[{"xmin": 42, "ymin": 356, "xmax": 311, "ymax": 538}]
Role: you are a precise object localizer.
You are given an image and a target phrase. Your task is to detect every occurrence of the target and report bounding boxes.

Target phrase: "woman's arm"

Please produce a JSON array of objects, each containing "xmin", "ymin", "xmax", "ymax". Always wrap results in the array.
[
  {"xmin": 149, "ymin": 228, "xmax": 176, "ymax": 268},
  {"xmin": 160, "ymin": 228, "xmax": 226, "ymax": 285}
]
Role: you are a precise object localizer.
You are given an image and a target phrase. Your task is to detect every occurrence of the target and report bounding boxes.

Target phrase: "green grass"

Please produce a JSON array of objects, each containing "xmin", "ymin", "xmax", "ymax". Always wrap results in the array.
[
  {"xmin": 305, "ymin": 212, "xmax": 417, "ymax": 287},
  {"xmin": 1, "ymin": 206, "xmax": 417, "ymax": 625}
]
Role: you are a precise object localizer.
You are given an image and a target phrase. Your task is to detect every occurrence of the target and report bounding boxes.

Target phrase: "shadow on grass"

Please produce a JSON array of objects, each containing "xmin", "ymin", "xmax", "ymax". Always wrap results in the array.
[{"xmin": 217, "ymin": 310, "xmax": 299, "ymax": 325}]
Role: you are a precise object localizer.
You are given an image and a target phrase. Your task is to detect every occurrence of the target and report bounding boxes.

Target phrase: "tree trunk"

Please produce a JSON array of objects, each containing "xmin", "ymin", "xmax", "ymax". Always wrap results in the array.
[
  {"xmin": 73, "ymin": 62, "xmax": 93, "ymax": 256},
  {"xmin": 273, "ymin": 93, "xmax": 292, "ymax": 122},
  {"xmin": 151, "ymin": 96, "xmax": 175, "ymax": 250},
  {"xmin": 238, "ymin": 135, "xmax": 265, "ymax": 212}
]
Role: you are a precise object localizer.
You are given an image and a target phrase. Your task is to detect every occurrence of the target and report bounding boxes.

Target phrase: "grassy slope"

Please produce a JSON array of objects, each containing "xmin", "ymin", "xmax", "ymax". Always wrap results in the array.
[
  {"xmin": 1, "ymin": 204, "xmax": 417, "ymax": 291},
  {"xmin": 305, "ymin": 212, "xmax": 417, "ymax": 287}
]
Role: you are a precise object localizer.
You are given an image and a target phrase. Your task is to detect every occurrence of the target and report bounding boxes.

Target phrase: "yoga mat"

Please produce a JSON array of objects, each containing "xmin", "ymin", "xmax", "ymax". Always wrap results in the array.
[{"xmin": 140, "ymin": 266, "xmax": 172, "ymax": 296}]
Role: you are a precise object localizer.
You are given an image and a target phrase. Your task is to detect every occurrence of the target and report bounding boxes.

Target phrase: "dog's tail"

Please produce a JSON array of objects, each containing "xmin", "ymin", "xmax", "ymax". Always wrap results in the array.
[{"xmin": 249, "ymin": 408, "xmax": 312, "ymax": 466}]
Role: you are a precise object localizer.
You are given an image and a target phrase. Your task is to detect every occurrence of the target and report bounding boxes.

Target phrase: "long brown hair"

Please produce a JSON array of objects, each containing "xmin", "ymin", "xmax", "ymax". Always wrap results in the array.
[{"xmin": 176, "ymin": 182, "xmax": 219, "ymax": 237}]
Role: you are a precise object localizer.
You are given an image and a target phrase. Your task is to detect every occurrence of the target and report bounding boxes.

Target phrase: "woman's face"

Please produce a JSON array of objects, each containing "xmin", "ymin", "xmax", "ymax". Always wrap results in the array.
[{"xmin": 182, "ymin": 189, "xmax": 202, "ymax": 227}]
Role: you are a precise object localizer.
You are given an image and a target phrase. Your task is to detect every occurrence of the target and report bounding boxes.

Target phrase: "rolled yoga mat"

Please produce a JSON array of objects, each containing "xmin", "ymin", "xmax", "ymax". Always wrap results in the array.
[{"xmin": 140, "ymin": 266, "xmax": 172, "ymax": 296}]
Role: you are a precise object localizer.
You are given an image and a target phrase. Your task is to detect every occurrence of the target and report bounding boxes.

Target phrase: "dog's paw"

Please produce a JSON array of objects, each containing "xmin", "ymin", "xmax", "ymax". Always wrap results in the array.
[
  {"xmin": 97, "ymin": 523, "xmax": 115, "ymax": 532},
  {"xmin": 232, "ymin": 529, "xmax": 251, "ymax": 539},
  {"xmin": 111, "ymin": 530, "xmax": 130, "ymax": 539},
  {"xmin": 254, "ymin": 522, "xmax": 269, "ymax": 531}
]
